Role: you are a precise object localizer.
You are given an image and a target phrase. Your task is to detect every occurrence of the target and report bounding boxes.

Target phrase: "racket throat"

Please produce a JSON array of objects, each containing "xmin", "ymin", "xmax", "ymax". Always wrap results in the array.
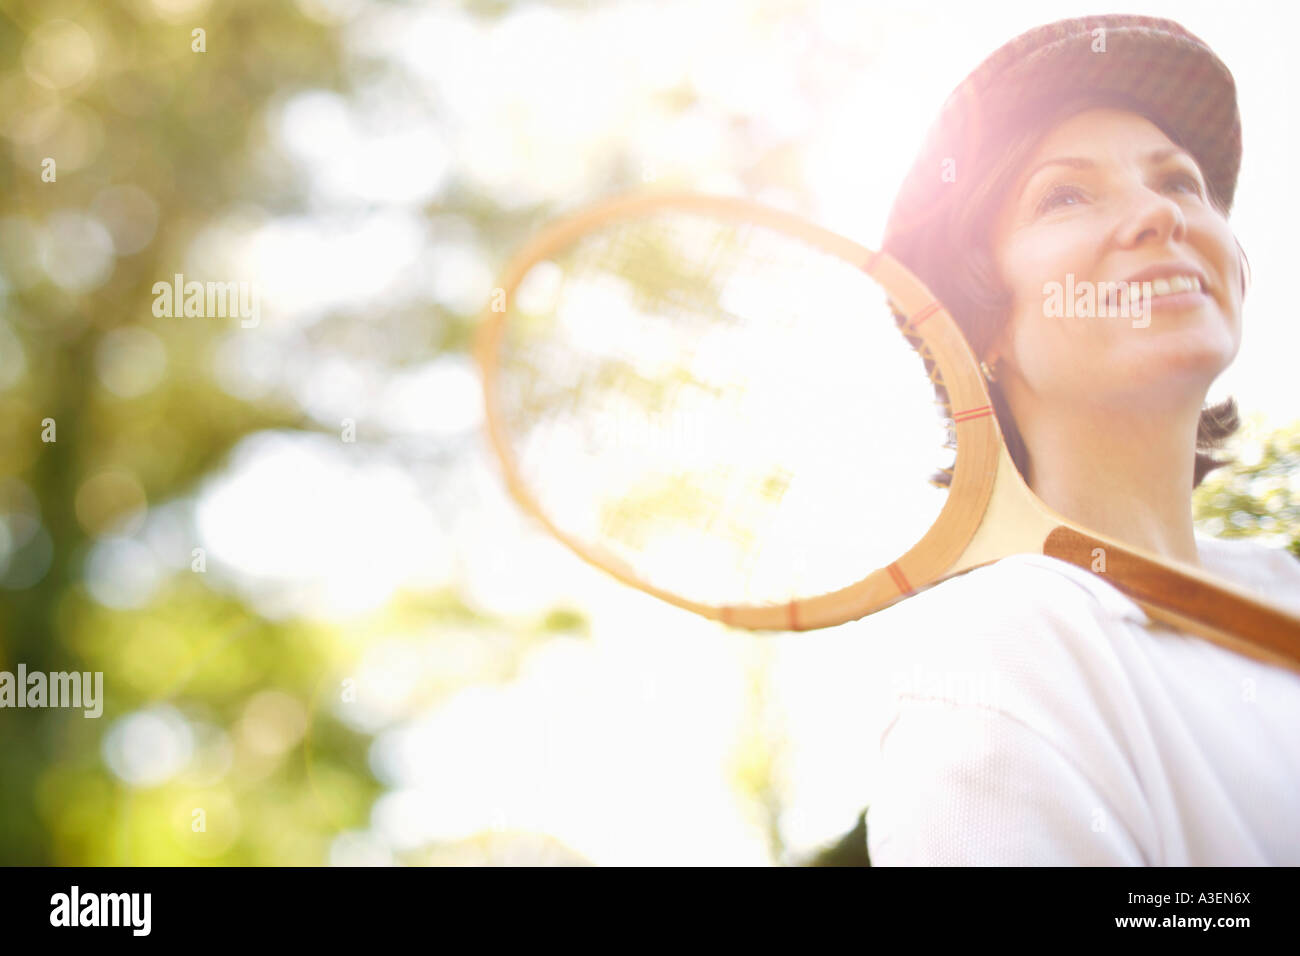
[{"xmin": 946, "ymin": 444, "xmax": 1058, "ymax": 578}]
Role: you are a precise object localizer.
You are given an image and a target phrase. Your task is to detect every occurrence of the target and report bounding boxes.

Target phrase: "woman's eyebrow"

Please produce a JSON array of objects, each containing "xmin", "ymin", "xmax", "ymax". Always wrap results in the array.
[{"xmin": 1018, "ymin": 147, "xmax": 1199, "ymax": 197}]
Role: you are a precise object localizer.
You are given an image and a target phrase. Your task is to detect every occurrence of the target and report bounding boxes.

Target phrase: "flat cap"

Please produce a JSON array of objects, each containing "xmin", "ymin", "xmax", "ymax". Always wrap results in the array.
[{"xmin": 882, "ymin": 15, "xmax": 1242, "ymax": 258}]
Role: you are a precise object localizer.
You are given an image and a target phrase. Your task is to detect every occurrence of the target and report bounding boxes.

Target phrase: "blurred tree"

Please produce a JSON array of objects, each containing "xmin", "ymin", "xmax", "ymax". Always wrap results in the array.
[
  {"xmin": 0, "ymin": 0, "xmax": 358, "ymax": 864},
  {"xmin": 728, "ymin": 640, "xmax": 789, "ymax": 863},
  {"xmin": 1193, "ymin": 419, "xmax": 1300, "ymax": 558},
  {"xmin": 0, "ymin": 0, "xmax": 588, "ymax": 865}
]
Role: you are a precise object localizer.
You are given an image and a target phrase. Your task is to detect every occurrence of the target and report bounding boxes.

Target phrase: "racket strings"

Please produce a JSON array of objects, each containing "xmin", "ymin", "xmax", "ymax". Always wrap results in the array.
[
  {"xmin": 494, "ymin": 207, "xmax": 953, "ymax": 608},
  {"xmin": 500, "ymin": 214, "xmax": 803, "ymax": 596}
]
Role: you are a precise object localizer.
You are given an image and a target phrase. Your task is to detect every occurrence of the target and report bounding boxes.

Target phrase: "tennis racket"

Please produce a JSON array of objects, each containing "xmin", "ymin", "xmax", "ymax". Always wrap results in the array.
[{"xmin": 475, "ymin": 192, "xmax": 1300, "ymax": 675}]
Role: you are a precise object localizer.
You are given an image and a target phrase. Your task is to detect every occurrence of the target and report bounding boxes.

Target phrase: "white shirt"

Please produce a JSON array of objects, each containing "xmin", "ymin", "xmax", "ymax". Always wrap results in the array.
[{"xmin": 864, "ymin": 534, "xmax": 1300, "ymax": 866}]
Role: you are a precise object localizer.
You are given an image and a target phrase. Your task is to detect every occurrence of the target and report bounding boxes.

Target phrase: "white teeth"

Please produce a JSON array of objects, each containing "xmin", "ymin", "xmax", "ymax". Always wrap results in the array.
[{"xmin": 1143, "ymin": 274, "xmax": 1202, "ymax": 298}]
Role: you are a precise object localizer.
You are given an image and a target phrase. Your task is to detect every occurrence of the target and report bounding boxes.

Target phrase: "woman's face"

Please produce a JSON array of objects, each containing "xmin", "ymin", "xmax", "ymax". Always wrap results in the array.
[{"xmin": 990, "ymin": 107, "xmax": 1243, "ymax": 411}]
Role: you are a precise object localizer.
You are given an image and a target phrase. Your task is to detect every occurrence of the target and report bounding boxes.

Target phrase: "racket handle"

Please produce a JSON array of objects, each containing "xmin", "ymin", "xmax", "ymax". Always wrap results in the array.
[{"xmin": 1043, "ymin": 526, "xmax": 1300, "ymax": 676}]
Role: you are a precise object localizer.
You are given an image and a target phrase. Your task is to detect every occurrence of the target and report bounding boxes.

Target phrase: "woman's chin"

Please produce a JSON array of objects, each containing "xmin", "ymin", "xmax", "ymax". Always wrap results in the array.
[{"xmin": 1110, "ymin": 331, "xmax": 1238, "ymax": 391}]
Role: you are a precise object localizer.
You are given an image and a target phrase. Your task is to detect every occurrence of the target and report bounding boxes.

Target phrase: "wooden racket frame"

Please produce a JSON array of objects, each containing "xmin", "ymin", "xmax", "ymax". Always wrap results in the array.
[{"xmin": 477, "ymin": 191, "xmax": 1300, "ymax": 675}]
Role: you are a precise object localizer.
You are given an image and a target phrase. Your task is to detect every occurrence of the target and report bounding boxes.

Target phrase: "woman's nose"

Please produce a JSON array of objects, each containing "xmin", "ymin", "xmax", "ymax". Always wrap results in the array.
[{"xmin": 1115, "ymin": 183, "xmax": 1187, "ymax": 248}]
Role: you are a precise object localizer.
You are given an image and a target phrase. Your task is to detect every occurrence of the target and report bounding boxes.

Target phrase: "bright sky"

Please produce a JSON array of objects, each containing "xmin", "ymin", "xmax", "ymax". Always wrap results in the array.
[{"xmin": 77, "ymin": 0, "xmax": 1300, "ymax": 863}]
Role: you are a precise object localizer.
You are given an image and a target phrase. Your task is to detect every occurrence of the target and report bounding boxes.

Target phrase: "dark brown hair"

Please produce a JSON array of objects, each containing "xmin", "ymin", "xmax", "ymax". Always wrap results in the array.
[{"xmin": 888, "ymin": 89, "xmax": 1244, "ymax": 490}]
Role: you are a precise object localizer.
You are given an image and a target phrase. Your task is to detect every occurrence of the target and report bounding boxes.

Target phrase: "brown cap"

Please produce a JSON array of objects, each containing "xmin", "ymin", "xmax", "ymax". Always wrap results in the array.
[{"xmin": 881, "ymin": 15, "xmax": 1242, "ymax": 262}]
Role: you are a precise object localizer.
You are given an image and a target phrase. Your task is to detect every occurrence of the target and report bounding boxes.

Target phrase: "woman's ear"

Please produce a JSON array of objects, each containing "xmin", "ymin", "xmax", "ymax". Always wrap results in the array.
[{"xmin": 983, "ymin": 324, "xmax": 1014, "ymax": 372}]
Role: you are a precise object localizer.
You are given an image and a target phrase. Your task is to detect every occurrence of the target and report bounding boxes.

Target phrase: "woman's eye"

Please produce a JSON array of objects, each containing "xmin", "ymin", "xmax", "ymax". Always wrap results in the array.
[
  {"xmin": 1165, "ymin": 171, "xmax": 1204, "ymax": 196},
  {"xmin": 1035, "ymin": 184, "xmax": 1085, "ymax": 215}
]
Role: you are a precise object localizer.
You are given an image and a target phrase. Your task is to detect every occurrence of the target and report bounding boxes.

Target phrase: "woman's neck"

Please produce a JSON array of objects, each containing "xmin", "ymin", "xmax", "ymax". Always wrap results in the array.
[{"xmin": 1015, "ymin": 400, "xmax": 1204, "ymax": 569}]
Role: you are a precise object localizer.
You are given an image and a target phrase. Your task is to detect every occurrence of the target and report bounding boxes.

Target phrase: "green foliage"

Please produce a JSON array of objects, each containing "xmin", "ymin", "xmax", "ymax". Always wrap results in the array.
[
  {"xmin": 1193, "ymin": 418, "xmax": 1300, "ymax": 558},
  {"xmin": 0, "ymin": 0, "xmax": 582, "ymax": 865},
  {"xmin": 0, "ymin": 0, "xmax": 346, "ymax": 866}
]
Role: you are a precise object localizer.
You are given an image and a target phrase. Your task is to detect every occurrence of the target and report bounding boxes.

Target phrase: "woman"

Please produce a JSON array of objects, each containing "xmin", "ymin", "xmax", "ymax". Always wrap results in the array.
[{"xmin": 863, "ymin": 15, "xmax": 1300, "ymax": 865}]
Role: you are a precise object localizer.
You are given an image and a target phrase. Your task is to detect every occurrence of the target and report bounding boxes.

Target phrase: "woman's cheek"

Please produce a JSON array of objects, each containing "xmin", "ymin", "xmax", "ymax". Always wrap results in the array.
[{"xmin": 1007, "ymin": 310, "xmax": 1055, "ymax": 387}]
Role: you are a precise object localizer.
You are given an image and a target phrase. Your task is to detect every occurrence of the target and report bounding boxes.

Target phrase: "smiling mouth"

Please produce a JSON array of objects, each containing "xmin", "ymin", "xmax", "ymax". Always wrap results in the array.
[{"xmin": 1106, "ymin": 275, "xmax": 1208, "ymax": 312}]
